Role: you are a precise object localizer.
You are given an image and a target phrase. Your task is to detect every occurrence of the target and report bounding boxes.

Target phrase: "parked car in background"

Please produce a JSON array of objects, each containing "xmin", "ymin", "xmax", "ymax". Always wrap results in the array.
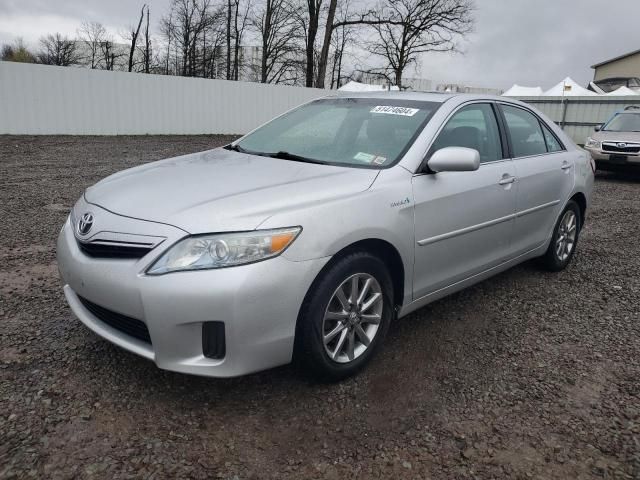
[
  {"xmin": 585, "ymin": 106, "xmax": 640, "ymax": 170},
  {"xmin": 57, "ymin": 93, "xmax": 594, "ymax": 380}
]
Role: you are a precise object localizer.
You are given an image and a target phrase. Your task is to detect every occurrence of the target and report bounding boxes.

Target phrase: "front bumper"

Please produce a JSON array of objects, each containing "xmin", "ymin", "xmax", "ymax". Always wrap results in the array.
[
  {"xmin": 585, "ymin": 146, "xmax": 640, "ymax": 166},
  {"xmin": 57, "ymin": 214, "xmax": 329, "ymax": 378}
]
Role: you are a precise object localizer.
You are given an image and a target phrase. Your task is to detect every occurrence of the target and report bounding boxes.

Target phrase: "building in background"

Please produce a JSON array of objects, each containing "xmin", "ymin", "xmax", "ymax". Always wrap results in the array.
[{"xmin": 591, "ymin": 49, "xmax": 640, "ymax": 93}]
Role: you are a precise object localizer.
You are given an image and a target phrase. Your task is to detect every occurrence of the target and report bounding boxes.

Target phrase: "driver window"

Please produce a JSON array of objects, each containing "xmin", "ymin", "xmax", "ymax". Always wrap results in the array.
[{"xmin": 431, "ymin": 104, "xmax": 503, "ymax": 163}]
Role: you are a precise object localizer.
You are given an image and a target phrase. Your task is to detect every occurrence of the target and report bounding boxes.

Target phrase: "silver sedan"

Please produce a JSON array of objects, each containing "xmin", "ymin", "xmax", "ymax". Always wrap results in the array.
[{"xmin": 57, "ymin": 92, "xmax": 594, "ymax": 380}]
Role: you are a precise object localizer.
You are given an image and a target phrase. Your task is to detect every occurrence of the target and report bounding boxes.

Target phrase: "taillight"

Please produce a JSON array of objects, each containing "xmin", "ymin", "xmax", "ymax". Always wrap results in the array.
[{"xmin": 590, "ymin": 157, "xmax": 596, "ymax": 173}]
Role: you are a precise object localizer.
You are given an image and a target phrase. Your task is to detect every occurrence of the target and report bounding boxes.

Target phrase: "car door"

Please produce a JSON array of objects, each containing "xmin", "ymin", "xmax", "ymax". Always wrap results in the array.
[
  {"xmin": 498, "ymin": 104, "xmax": 575, "ymax": 256},
  {"xmin": 412, "ymin": 102, "xmax": 517, "ymax": 300}
]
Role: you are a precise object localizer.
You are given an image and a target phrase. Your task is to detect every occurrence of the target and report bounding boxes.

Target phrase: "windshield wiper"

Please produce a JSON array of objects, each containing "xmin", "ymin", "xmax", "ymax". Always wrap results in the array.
[
  {"xmin": 225, "ymin": 145, "xmax": 326, "ymax": 164},
  {"xmin": 224, "ymin": 143, "xmax": 249, "ymax": 153},
  {"xmin": 266, "ymin": 151, "xmax": 327, "ymax": 165}
]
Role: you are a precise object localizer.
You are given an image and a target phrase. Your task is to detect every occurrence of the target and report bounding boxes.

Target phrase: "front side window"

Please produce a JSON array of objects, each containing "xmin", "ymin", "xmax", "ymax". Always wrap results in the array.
[
  {"xmin": 501, "ymin": 105, "xmax": 548, "ymax": 157},
  {"xmin": 235, "ymin": 98, "xmax": 439, "ymax": 168},
  {"xmin": 431, "ymin": 103, "xmax": 503, "ymax": 163},
  {"xmin": 603, "ymin": 113, "xmax": 640, "ymax": 132}
]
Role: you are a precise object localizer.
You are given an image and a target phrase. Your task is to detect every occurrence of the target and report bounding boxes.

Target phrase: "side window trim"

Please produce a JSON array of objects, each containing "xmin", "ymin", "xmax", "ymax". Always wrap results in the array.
[
  {"xmin": 539, "ymin": 119, "xmax": 550, "ymax": 152},
  {"xmin": 492, "ymin": 102, "xmax": 512, "ymax": 160},
  {"xmin": 417, "ymin": 100, "xmax": 507, "ymax": 173},
  {"xmin": 497, "ymin": 102, "xmax": 567, "ymax": 159}
]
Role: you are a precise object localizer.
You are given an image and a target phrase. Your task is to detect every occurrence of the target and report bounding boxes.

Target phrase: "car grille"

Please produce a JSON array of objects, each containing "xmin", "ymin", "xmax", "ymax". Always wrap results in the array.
[
  {"xmin": 602, "ymin": 142, "xmax": 640, "ymax": 154},
  {"xmin": 78, "ymin": 296, "xmax": 152, "ymax": 344},
  {"xmin": 77, "ymin": 240, "xmax": 154, "ymax": 259}
]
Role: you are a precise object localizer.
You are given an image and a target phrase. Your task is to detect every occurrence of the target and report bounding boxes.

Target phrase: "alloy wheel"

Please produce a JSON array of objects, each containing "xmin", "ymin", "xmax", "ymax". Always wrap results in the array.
[
  {"xmin": 555, "ymin": 210, "xmax": 577, "ymax": 262},
  {"xmin": 322, "ymin": 273, "xmax": 384, "ymax": 364}
]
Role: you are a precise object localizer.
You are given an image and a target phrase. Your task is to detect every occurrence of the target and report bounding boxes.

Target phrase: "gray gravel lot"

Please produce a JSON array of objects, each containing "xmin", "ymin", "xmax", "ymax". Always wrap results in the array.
[{"xmin": 0, "ymin": 135, "xmax": 639, "ymax": 479}]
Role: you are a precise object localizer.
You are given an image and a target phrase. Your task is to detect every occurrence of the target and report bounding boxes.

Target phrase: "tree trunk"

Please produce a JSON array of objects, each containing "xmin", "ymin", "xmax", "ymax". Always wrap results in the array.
[
  {"xmin": 233, "ymin": 2, "xmax": 240, "ymax": 80},
  {"xmin": 129, "ymin": 5, "xmax": 145, "ymax": 72},
  {"xmin": 260, "ymin": 0, "xmax": 272, "ymax": 83},
  {"xmin": 226, "ymin": 0, "xmax": 232, "ymax": 79},
  {"xmin": 305, "ymin": 0, "xmax": 319, "ymax": 87},
  {"xmin": 395, "ymin": 68, "xmax": 402, "ymax": 89},
  {"xmin": 315, "ymin": 0, "xmax": 336, "ymax": 89},
  {"xmin": 144, "ymin": 6, "xmax": 150, "ymax": 73}
]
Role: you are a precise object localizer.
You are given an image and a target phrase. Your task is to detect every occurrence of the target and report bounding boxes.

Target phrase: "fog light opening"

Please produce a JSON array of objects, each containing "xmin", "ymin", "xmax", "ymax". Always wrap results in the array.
[{"xmin": 202, "ymin": 321, "xmax": 226, "ymax": 360}]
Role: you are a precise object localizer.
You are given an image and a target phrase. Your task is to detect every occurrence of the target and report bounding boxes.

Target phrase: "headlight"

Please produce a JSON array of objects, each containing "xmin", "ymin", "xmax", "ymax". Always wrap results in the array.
[
  {"xmin": 585, "ymin": 137, "xmax": 601, "ymax": 149},
  {"xmin": 146, "ymin": 227, "xmax": 301, "ymax": 275}
]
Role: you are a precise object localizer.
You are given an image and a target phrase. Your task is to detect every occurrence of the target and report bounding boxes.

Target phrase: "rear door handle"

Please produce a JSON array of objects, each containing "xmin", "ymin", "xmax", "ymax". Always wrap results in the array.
[
  {"xmin": 498, "ymin": 175, "xmax": 516, "ymax": 185},
  {"xmin": 561, "ymin": 161, "xmax": 572, "ymax": 170}
]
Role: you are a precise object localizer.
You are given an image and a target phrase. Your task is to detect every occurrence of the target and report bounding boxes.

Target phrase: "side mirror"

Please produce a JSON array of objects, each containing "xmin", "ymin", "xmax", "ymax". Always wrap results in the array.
[
  {"xmin": 427, "ymin": 147, "xmax": 480, "ymax": 173},
  {"xmin": 594, "ymin": 125, "xmax": 602, "ymax": 132}
]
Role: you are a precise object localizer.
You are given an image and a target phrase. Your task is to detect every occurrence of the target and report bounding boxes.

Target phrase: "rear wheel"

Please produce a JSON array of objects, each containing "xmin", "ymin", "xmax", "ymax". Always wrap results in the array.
[
  {"xmin": 296, "ymin": 252, "xmax": 393, "ymax": 380},
  {"xmin": 539, "ymin": 200, "xmax": 581, "ymax": 271}
]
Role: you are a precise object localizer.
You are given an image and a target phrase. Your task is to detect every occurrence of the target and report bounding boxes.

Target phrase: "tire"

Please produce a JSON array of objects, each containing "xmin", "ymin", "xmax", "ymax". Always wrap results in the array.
[
  {"xmin": 296, "ymin": 251, "xmax": 394, "ymax": 381},
  {"xmin": 539, "ymin": 200, "xmax": 581, "ymax": 272}
]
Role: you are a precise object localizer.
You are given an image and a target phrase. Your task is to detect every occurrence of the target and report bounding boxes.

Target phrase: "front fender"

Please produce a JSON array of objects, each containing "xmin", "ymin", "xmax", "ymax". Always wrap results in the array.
[{"xmin": 260, "ymin": 167, "xmax": 416, "ymax": 304}]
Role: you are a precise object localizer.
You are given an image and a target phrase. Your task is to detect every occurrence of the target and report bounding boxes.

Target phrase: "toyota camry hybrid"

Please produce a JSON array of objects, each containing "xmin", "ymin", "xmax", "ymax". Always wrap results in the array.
[{"xmin": 57, "ymin": 92, "xmax": 594, "ymax": 380}]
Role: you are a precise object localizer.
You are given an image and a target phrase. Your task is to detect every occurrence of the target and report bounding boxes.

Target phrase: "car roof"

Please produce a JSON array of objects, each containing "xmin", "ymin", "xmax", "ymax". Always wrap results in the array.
[{"xmin": 323, "ymin": 91, "xmax": 513, "ymax": 105}]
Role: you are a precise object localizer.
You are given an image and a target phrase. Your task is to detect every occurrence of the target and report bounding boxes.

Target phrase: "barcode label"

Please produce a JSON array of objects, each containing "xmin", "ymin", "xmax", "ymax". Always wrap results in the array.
[{"xmin": 370, "ymin": 106, "xmax": 419, "ymax": 116}]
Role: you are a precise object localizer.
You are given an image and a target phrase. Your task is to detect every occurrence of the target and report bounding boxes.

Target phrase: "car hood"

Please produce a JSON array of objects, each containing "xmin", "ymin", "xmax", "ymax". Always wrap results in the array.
[
  {"xmin": 593, "ymin": 130, "xmax": 640, "ymax": 143},
  {"xmin": 85, "ymin": 148, "xmax": 380, "ymax": 233}
]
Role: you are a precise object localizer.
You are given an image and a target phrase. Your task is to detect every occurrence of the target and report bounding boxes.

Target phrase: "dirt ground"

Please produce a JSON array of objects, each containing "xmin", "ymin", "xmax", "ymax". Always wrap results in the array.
[{"xmin": 0, "ymin": 135, "xmax": 638, "ymax": 479}]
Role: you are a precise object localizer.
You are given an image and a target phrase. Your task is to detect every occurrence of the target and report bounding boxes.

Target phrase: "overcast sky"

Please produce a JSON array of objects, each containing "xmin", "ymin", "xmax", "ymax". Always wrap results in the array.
[{"xmin": 0, "ymin": 0, "xmax": 638, "ymax": 90}]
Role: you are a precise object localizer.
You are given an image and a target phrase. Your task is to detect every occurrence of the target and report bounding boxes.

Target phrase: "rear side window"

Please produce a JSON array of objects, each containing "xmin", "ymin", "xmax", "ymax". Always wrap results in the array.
[
  {"xmin": 541, "ymin": 123, "xmax": 563, "ymax": 152},
  {"xmin": 501, "ymin": 105, "xmax": 547, "ymax": 157},
  {"xmin": 431, "ymin": 103, "xmax": 503, "ymax": 163}
]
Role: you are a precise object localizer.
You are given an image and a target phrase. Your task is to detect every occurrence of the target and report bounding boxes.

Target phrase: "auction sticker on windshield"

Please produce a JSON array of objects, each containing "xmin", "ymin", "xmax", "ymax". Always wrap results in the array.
[
  {"xmin": 354, "ymin": 152, "xmax": 376, "ymax": 163},
  {"xmin": 370, "ymin": 106, "xmax": 419, "ymax": 116}
]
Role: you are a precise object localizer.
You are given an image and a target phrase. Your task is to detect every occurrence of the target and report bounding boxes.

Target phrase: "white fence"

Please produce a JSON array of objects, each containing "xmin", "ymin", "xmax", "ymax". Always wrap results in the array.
[
  {"xmin": 3, "ymin": 61, "xmax": 638, "ymax": 142},
  {"xmin": 516, "ymin": 96, "xmax": 640, "ymax": 145},
  {"xmin": 0, "ymin": 62, "xmax": 326, "ymax": 135}
]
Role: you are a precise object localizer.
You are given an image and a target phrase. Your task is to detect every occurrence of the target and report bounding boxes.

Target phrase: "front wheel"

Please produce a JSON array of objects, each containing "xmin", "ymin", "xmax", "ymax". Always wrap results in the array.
[
  {"xmin": 539, "ymin": 200, "xmax": 581, "ymax": 271},
  {"xmin": 296, "ymin": 252, "xmax": 394, "ymax": 381}
]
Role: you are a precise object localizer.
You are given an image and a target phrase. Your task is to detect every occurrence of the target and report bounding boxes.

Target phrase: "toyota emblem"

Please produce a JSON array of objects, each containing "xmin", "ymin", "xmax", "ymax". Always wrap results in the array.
[
  {"xmin": 77, "ymin": 212, "xmax": 94, "ymax": 236},
  {"xmin": 617, "ymin": 142, "xmax": 627, "ymax": 149}
]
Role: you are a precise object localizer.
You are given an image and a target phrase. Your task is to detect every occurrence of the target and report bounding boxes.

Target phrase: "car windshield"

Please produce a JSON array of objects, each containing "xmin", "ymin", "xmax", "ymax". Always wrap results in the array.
[
  {"xmin": 233, "ymin": 98, "xmax": 439, "ymax": 168},
  {"xmin": 604, "ymin": 112, "xmax": 640, "ymax": 132}
]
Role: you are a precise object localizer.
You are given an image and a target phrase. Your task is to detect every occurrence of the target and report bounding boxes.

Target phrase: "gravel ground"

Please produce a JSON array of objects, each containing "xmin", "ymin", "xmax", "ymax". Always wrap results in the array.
[{"xmin": 0, "ymin": 135, "xmax": 639, "ymax": 479}]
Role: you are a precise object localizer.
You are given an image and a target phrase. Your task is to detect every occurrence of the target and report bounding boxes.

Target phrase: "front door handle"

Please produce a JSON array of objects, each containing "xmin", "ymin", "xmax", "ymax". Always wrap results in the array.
[
  {"xmin": 498, "ymin": 175, "xmax": 516, "ymax": 185},
  {"xmin": 561, "ymin": 161, "xmax": 572, "ymax": 170}
]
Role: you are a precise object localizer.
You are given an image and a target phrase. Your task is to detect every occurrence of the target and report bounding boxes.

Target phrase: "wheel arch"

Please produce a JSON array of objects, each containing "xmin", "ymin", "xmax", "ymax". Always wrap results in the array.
[
  {"xmin": 293, "ymin": 237, "xmax": 406, "ymax": 359},
  {"xmin": 570, "ymin": 191, "xmax": 587, "ymax": 228},
  {"xmin": 311, "ymin": 238, "xmax": 405, "ymax": 309}
]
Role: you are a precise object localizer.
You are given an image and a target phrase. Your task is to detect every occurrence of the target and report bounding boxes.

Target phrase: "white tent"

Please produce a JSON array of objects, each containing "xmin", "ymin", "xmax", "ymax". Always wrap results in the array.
[
  {"xmin": 606, "ymin": 86, "xmax": 639, "ymax": 96},
  {"xmin": 542, "ymin": 77, "xmax": 597, "ymax": 96},
  {"xmin": 338, "ymin": 81, "xmax": 399, "ymax": 92},
  {"xmin": 502, "ymin": 84, "xmax": 543, "ymax": 97}
]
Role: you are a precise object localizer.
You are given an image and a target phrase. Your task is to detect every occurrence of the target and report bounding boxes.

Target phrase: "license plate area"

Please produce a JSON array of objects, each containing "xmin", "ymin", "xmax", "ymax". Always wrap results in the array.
[{"xmin": 610, "ymin": 155, "xmax": 628, "ymax": 163}]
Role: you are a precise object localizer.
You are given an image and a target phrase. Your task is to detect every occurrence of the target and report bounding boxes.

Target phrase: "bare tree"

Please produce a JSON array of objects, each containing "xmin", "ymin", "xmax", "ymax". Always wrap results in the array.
[
  {"xmin": 128, "ymin": 5, "xmax": 147, "ymax": 72},
  {"xmin": 202, "ymin": 9, "xmax": 227, "ymax": 78},
  {"xmin": 160, "ymin": 0, "xmax": 215, "ymax": 77},
  {"xmin": 226, "ymin": 0, "xmax": 233, "ymax": 78},
  {"xmin": 77, "ymin": 21, "xmax": 107, "ymax": 68},
  {"xmin": 329, "ymin": 2, "xmax": 356, "ymax": 88},
  {"xmin": 232, "ymin": 0, "xmax": 251, "ymax": 80},
  {"xmin": 303, "ymin": 0, "xmax": 322, "ymax": 87},
  {"xmin": 1, "ymin": 38, "xmax": 36, "ymax": 63},
  {"xmin": 99, "ymin": 40, "xmax": 121, "ymax": 70},
  {"xmin": 366, "ymin": 0, "xmax": 473, "ymax": 88},
  {"xmin": 37, "ymin": 33, "xmax": 81, "ymax": 66},
  {"xmin": 314, "ymin": 0, "xmax": 337, "ymax": 88},
  {"xmin": 252, "ymin": 0, "xmax": 300, "ymax": 83},
  {"xmin": 142, "ymin": 6, "xmax": 152, "ymax": 73}
]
